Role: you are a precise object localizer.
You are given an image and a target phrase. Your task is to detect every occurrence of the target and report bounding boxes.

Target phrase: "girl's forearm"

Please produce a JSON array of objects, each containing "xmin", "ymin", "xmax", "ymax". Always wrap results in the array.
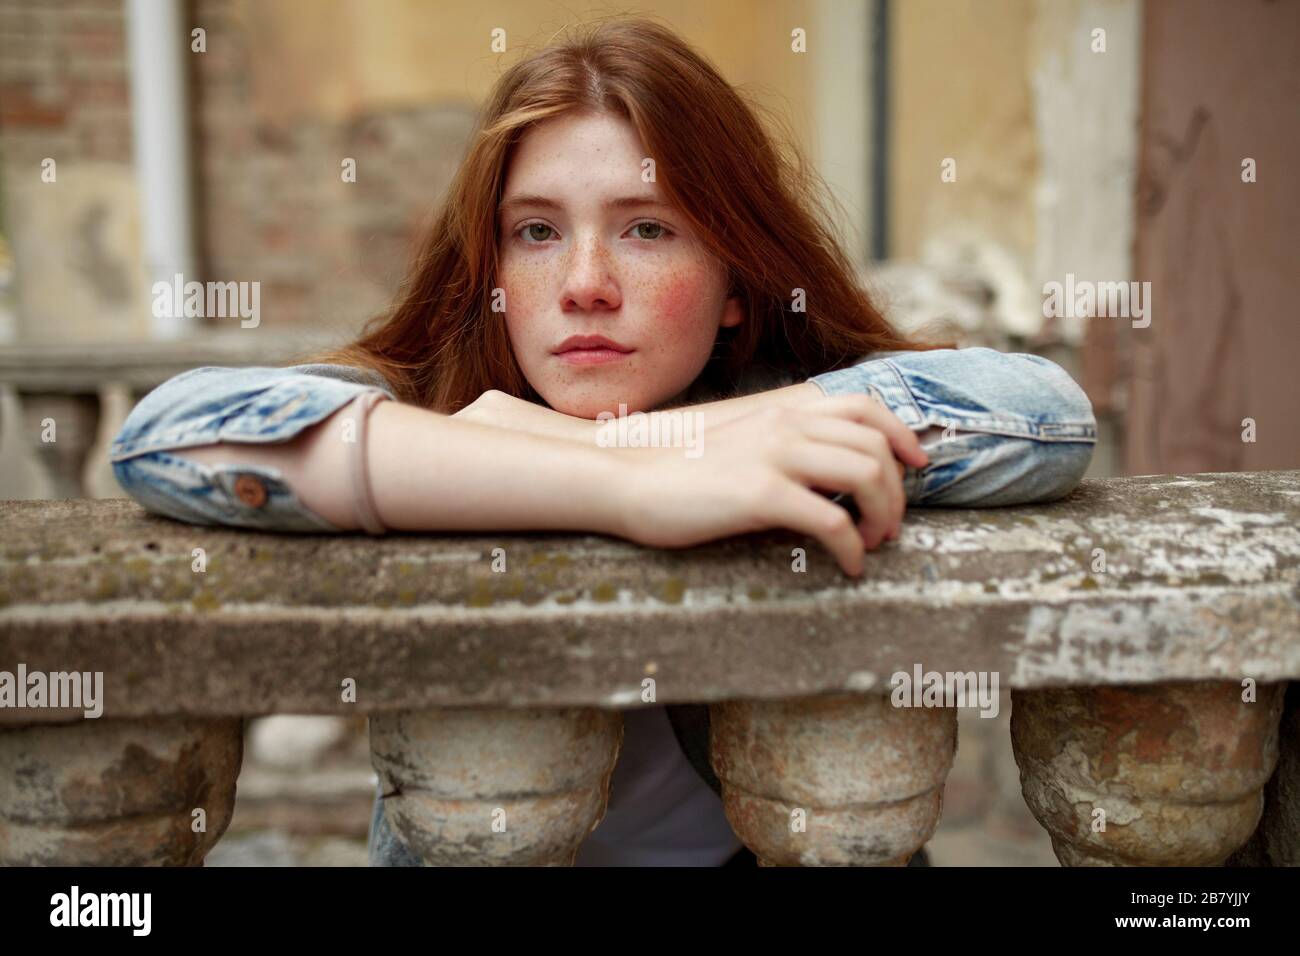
[
  {"xmin": 564, "ymin": 382, "xmax": 824, "ymax": 440},
  {"xmin": 455, "ymin": 382, "xmax": 826, "ymax": 446},
  {"xmin": 175, "ymin": 396, "xmax": 633, "ymax": 536},
  {"xmin": 365, "ymin": 401, "xmax": 631, "ymax": 533},
  {"xmin": 664, "ymin": 382, "xmax": 823, "ymax": 427}
]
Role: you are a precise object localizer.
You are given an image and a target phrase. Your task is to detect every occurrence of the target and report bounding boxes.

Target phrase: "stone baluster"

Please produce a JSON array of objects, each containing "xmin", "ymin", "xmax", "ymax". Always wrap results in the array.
[
  {"xmin": 84, "ymin": 379, "xmax": 135, "ymax": 497},
  {"xmin": 0, "ymin": 716, "xmax": 243, "ymax": 865},
  {"xmin": 1011, "ymin": 681, "xmax": 1285, "ymax": 866},
  {"xmin": 369, "ymin": 706, "xmax": 622, "ymax": 866},
  {"xmin": 21, "ymin": 391, "xmax": 100, "ymax": 499},
  {"xmin": 710, "ymin": 693, "xmax": 957, "ymax": 866},
  {"xmin": 0, "ymin": 383, "xmax": 52, "ymax": 499}
]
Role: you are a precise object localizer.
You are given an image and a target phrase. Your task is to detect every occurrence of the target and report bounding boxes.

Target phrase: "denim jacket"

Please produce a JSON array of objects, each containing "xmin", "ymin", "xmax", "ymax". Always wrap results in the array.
[{"xmin": 109, "ymin": 347, "xmax": 1096, "ymax": 529}]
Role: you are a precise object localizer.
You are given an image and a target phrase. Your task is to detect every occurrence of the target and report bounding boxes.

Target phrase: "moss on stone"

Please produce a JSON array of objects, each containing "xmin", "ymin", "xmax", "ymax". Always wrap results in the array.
[
  {"xmin": 191, "ymin": 591, "xmax": 222, "ymax": 612},
  {"xmin": 660, "ymin": 578, "xmax": 686, "ymax": 604}
]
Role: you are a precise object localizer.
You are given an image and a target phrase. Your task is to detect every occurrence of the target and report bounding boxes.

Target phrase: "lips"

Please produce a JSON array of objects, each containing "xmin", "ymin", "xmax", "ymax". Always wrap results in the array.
[
  {"xmin": 553, "ymin": 335, "xmax": 635, "ymax": 366},
  {"xmin": 553, "ymin": 335, "xmax": 634, "ymax": 355}
]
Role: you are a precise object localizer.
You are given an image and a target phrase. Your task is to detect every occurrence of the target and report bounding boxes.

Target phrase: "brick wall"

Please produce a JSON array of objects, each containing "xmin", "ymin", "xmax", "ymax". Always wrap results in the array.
[
  {"xmin": 0, "ymin": 0, "xmax": 133, "ymax": 166},
  {"xmin": 189, "ymin": 0, "xmax": 478, "ymax": 335},
  {"xmin": 0, "ymin": 0, "xmax": 478, "ymax": 340}
]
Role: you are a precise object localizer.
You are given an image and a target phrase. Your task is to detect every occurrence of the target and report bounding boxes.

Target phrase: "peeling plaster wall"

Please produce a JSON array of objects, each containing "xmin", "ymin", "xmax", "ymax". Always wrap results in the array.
[
  {"xmin": 890, "ymin": 0, "xmax": 1040, "ymax": 336},
  {"xmin": 1030, "ymin": 0, "xmax": 1141, "ymax": 345},
  {"xmin": 0, "ymin": 1, "xmax": 151, "ymax": 345},
  {"xmin": 890, "ymin": 0, "xmax": 1141, "ymax": 343},
  {"xmin": 5, "ymin": 163, "xmax": 150, "ymax": 343}
]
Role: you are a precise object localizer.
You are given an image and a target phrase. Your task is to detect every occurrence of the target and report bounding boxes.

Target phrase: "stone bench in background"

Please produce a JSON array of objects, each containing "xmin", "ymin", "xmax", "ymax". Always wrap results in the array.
[
  {"xmin": 1, "ymin": 470, "xmax": 1297, "ymax": 866},
  {"xmin": 0, "ymin": 332, "xmax": 338, "ymax": 501}
]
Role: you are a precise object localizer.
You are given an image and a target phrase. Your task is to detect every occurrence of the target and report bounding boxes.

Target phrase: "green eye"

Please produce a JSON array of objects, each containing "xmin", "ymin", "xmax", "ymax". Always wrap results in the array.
[
  {"xmin": 633, "ymin": 222, "xmax": 664, "ymax": 240},
  {"xmin": 524, "ymin": 223, "xmax": 554, "ymax": 241}
]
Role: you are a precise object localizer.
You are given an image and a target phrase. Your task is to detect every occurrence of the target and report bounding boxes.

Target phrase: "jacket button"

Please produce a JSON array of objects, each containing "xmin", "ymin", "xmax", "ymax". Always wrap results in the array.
[{"xmin": 234, "ymin": 474, "xmax": 268, "ymax": 509}]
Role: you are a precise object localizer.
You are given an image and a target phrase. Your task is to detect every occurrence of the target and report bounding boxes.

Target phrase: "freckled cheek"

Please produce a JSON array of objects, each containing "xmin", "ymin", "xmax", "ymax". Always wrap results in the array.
[
  {"xmin": 500, "ymin": 261, "xmax": 551, "ymax": 337},
  {"xmin": 643, "ymin": 271, "xmax": 724, "ymax": 362}
]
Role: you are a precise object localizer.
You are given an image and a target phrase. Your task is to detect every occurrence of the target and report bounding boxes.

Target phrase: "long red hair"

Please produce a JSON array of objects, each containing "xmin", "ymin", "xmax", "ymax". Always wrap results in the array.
[{"xmin": 295, "ymin": 16, "xmax": 946, "ymax": 411}]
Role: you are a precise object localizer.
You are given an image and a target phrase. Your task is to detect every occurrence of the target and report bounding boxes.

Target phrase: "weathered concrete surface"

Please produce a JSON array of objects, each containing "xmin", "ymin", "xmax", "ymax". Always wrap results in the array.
[
  {"xmin": 370, "ymin": 707, "xmax": 621, "ymax": 866},
  {"xmin": 0, "ymin": 716, "xmax": 242, "ymax": 865},
  {"xmin": 1, "ymin": 471, "xmax": 1298, "ymax": 721},
  {"xmin": 711, "ymin": 694, "xmax": 956, "ymax": 866},
  {"xmin": 1011, "ymin": 682, "xmax": 1284, "ymax": 866}
]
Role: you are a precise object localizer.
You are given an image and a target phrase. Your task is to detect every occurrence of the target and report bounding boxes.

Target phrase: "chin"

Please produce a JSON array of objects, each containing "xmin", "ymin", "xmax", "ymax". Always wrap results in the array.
[{"xmin": 552, "ymin": 393, "xmax": 651, "ymax": 420}]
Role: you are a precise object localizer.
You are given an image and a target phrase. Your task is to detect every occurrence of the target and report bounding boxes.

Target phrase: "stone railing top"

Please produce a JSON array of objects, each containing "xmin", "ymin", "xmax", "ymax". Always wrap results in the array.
[
  {"xmin": 0, "ymin": 331, "xmax": 339, "ymax": 392},
  {"xmin": 1, "ymin": 470, "xmax": 1298, "ymax": 722}
]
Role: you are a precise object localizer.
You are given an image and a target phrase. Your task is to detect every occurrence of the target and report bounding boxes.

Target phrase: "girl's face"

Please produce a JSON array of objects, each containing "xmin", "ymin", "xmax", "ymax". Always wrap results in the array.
[{"xmin": 497, "ymin": 110, "xmax": 743, "ymax": 418}]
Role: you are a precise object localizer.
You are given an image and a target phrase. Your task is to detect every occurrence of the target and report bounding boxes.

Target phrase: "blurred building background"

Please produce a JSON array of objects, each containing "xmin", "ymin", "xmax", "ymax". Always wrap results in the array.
[{"xmin": 1, "ymin": 0, "xmax": 1296, "ymax": 865}]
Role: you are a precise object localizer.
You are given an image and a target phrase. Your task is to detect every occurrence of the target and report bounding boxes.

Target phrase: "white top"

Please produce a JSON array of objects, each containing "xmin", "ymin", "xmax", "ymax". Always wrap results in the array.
[{"xmin": 574, "ymin": 705, "xmax": 741, "ymax": 866}]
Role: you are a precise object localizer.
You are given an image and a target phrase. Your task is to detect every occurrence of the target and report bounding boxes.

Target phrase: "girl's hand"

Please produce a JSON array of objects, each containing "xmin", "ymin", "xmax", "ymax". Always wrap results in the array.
[
  {"xmin": 616, "ymin": 395, "xmax": 927, "ymax": 577},
  {"xmin": 452, "ymin": 389, "xmax": 595, "ymax": 443}
]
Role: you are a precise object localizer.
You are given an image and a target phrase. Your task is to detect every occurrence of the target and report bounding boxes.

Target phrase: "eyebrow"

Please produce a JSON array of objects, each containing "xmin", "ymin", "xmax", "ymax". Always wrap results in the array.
[{"xmin": 498, "ymin": 193, "xmax": 669, "ymax": 215}]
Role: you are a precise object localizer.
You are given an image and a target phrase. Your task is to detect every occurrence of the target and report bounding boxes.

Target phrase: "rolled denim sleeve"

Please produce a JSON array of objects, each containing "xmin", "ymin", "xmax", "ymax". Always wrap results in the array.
[
  {"xmin": 109, "ymin": 363, "xmax": 396, "ymax": 532},
  {"xmin": 809, "ymin": 347, "xmax": 1096, "ymax": 506}
]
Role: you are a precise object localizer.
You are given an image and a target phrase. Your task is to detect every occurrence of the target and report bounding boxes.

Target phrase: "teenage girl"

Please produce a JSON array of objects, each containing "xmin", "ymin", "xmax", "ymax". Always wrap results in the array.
[{"xmin": 111, "ymin": 18, "xmax": 1097, "ymax": 866}]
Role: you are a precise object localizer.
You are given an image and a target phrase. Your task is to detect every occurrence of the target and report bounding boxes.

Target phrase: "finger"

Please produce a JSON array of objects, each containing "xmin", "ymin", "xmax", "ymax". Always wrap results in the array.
[
  {"xmin": 807, "ymin": 396, "xmax": 928, "ymax": 469},
  {"xmin": 885, "ymin": 458, "xmax": 908, "ymax": 540},
  {"xmin": 796, "ymin": 417, "xmax": 907, "ymax": 533},
  {"xmin": 769, "ymin": 482, "xmax": 867, "ymax": 577},
  {"xmin": 846, "ymin": 399, "xmax": 927, "ymax": 469},
  {"xmin": 784, "ymin": 443, "xmax": 900, "ymax": 550}
]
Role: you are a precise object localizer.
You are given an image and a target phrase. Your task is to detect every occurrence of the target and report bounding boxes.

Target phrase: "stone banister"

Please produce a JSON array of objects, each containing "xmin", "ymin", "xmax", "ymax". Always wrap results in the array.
[{"xmin": 2, "ymin": 470, "xmax": 1298, "ymax": 866}]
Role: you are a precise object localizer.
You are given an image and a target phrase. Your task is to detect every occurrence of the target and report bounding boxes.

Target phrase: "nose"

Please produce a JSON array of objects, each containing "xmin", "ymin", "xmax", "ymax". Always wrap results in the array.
[{"xmin": 560, "ymin": 233, "xmax": 621, "ymax": 313}]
